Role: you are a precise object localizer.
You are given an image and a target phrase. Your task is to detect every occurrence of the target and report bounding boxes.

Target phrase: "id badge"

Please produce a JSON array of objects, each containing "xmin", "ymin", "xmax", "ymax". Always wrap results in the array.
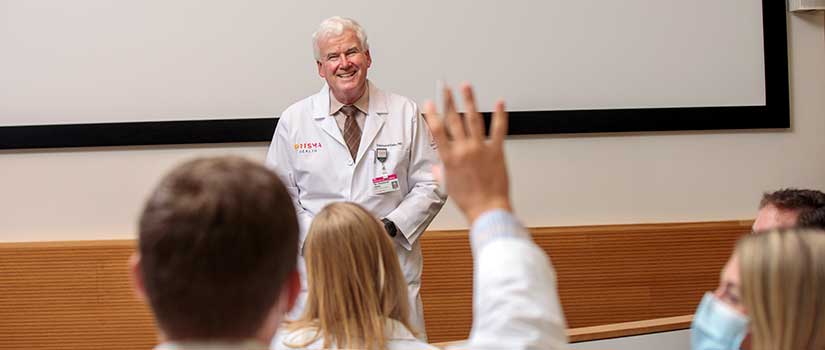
[{"xmin": 372, "ymin": 174, "xmax": 400, "ymax": 194}]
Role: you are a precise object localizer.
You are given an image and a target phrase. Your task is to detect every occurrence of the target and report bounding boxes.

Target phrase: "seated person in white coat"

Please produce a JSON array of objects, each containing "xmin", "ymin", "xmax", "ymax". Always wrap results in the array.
[
  {"xmin": 129, "ymin": 157, "xmax": 301, "ymax": 350},
  {"xmin": 265, "ymin": 16, "xmax": 445, "ymax": 337},
  {"xmin": 425, "ymin": 84, "xmax": 569, "ymax": 350},
  {"xmin": 272, "ymin": 202, "xmax": 436, "ymax": 350}
]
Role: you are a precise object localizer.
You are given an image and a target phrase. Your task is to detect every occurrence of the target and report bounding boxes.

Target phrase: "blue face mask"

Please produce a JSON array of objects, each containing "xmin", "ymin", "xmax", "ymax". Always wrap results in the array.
[{"xmin": 691, "ymin": 292, "xmax": 749, "ymax": 350}]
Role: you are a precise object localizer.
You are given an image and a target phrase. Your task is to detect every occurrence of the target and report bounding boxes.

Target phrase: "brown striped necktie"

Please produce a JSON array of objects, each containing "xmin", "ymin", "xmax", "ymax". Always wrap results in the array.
[{"xmin": 341, "ymin": 105, "xmax": 361, "ymax": 161}]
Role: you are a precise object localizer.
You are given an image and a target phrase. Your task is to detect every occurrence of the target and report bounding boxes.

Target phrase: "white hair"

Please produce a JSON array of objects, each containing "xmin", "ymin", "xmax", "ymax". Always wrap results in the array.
[{"xmin": 312, "ymin": 16, "xmax": 369, "ymax": 61}]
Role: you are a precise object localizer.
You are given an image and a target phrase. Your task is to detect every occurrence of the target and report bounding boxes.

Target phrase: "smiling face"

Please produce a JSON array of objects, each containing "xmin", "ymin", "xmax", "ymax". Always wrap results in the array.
[{"xmin": 316, "ymin": 30, "xmax": 372, "ymax": 105}]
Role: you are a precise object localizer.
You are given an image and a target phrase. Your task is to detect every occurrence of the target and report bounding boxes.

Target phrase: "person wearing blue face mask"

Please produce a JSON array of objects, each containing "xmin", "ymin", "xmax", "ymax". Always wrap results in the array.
[
  {"xmin": 691, "ymin": 253, "xmax": 749, "ymax": 350},
  {"xmin": 691, "ymin": 229, "xmax": 825, "ymax": 350}
]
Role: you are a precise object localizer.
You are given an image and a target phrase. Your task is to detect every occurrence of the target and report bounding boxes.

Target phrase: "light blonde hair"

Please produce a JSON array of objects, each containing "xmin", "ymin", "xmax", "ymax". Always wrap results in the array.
[
  {"xmin": 283, "ymin": 202, "xmax": 414, "ymax": 350},
  {"xmin": 738, "ymin": 229, "xmax": 825, "ymax": 350}
]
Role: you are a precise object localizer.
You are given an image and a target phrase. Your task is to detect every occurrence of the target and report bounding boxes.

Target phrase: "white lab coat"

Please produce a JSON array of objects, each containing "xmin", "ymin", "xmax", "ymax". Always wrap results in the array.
[{"xmin": 265, "ymin": 82, "xmax": 446, "ymax": 336}]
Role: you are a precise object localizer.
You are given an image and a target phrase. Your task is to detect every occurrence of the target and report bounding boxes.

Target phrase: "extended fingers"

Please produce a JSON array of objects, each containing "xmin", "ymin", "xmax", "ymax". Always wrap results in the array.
[
  {"xmin": 490, "ymin": 100, "xmax": 508, "ymax": 147},
  {"xmin": 460, "ymin": 83, "xmax": 485, "ymax": 140},
  {"xmin": 423, "ymin": 101, "xmax": 451, "ymax": 155},
  {"xmin": 443, "ymin": 87, "xmax": 466, "ymax": 141}
]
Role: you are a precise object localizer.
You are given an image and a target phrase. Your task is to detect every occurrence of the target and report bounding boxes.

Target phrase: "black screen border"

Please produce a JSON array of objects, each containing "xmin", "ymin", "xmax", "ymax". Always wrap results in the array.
[{"xmin": 0, "ymin": 0, "xmax": 789, "ymax": 150}]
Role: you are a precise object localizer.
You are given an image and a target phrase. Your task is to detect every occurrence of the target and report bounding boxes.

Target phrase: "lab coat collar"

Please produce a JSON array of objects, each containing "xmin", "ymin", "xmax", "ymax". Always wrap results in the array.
[
  {"xmin": 311, "ymin": 84, "xmax": 331, "ymax": 120},
  {"xmin": 278, "ymin": 318, "xmax": 420, "ymax": 345},
  {"xmin": 310, "ymin": 83, "xmax": 344, "ymax": 149},
  {"xmin": 311, "ymin": 81, "xmax": 388, "ymax": 165},
  {"xmin": 154, "ymin": 339, "xmax": 268, "ymax": 350},
  {"xmin": 311, "ymin": 80, "xmax": 387, "ymax": 119},
  {"xmin": 357, "ymin": 82, "xmax": 388, "ymax": 163},
  {"xmin": 384, "ymin": 318, "xmax": 420, "ymax": 341}
]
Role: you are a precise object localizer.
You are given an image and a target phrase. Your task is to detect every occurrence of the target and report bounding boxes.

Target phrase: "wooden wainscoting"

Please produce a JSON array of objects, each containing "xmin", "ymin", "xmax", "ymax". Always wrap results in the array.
[
  {"xmin": 419, "ymin": 220, "xmax": 750, "ymax": 343},
  {"xmin": 0, "ymin": 240, "xmax": 157, "ymax": 350},
  {"xmin": 0, "ymin": 220, "xmax": 750, "ymax": 349}
]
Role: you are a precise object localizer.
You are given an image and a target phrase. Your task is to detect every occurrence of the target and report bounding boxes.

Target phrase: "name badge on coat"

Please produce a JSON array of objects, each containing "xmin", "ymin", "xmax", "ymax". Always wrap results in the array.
[{"xmin": 372, "ymin": 147, "xmax": 399, "ymax": 194}]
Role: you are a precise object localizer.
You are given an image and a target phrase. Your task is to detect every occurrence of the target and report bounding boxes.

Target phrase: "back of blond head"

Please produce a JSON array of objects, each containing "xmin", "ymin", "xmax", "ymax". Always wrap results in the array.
[
  {"xmin": 737, "ymin": 229, "xmax": 825, "ymax": 350},
  {"xmin": 284, "ymin": 202, "xmax": 413, "ymax": 350}
]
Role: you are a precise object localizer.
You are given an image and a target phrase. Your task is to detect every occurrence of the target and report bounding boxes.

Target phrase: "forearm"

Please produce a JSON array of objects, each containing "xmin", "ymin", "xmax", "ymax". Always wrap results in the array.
[
  {"xmin": 385, "ymin": 182, "xmax": 445, "ymax": 248},
  {"xmin": 384, "ymin": 105, "xmax": 447, "ymax": 247},
  {"xmin": 466, "ymin": 210, "xmax": 568, "ymax": 350}
]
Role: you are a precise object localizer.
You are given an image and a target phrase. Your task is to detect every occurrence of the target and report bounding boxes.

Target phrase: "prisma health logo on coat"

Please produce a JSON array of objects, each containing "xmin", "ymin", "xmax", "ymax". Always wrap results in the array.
[{"xmin": 294, "ymin": 142, "xmax": 323, "ymax": 154}]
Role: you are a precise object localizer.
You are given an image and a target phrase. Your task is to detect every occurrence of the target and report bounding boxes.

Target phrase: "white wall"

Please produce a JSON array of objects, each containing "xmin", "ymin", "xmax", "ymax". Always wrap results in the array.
[
  {"xmin": 1, "ymin": 0, "xmax": 765, "ymax": 126},
  {"xmin": 0, "ymin": 13, "xmax": 823, "ymax": 243}
]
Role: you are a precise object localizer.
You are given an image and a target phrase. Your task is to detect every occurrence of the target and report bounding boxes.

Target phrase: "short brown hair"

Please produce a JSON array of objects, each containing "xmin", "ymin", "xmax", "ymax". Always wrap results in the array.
[
  {"xmin": 138, "ymin": 156, "xmax": 298, "ymax": 340},
  {"xmin": 760, "ymin": 188, "xmax": 825, "ymax": 230}
]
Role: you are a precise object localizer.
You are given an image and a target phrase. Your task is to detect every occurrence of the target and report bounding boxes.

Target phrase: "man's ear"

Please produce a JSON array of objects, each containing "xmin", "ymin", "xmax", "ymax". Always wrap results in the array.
[
  {"xmin": 256, "ymin": 270, "xmax": 302, "ymax": 343},
  {"xmin": 317, "ymin": 61, "xmax": 325, "ymax": 78},
  {"xmin": 285, "ymin": 269, "xmax": 301, "ymax": 312},
  {"xmin": 129, "ymin": 253, "xmax": 148, "ymax": 302}
]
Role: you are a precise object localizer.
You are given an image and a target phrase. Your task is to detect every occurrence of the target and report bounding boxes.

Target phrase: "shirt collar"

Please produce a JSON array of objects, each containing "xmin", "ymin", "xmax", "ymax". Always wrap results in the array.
[
  {"xmin": 329, "ymin": 82, "xmax": 370, "ymax": 116},
  {"xmin": 279, "ymin": 318, "xmax": 420, "ymax": 344},
  {"xmin": 154, "ymin": 340, "xmax": 268, "ymax": 350},
  {"xmin": 384, "ymin": 318, "xmax": 420, "ymax": 341}
]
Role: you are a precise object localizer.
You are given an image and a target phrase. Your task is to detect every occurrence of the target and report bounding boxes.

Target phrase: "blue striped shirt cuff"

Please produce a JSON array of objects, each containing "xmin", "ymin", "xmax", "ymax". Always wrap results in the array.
[{"xmin": 470, "ymin": 209, "xmax": 531, "ymax": 254}]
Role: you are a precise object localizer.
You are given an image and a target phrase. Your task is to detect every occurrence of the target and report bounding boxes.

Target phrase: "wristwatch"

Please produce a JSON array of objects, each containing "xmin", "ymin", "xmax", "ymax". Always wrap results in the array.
[{"xmin": 381, "ymin": 218, "xmax": 398, "ymax": 238}]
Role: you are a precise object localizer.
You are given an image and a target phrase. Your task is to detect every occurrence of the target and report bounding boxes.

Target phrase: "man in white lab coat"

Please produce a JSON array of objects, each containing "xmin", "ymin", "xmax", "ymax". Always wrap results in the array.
[
  {"xmin": 132, "ymin": 85, "xmax": 566, "ymax": 350},
  {"xmin": 265, "ymin": 16, "xmax": 445, "ymax": 338}
]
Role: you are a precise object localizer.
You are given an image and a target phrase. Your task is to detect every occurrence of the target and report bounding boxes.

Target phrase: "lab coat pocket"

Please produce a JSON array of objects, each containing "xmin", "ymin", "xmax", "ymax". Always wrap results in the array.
[
  {"xmin": 367, "ymin": 148, "xmax": 406, "ymax": 198},
  {"xmin": 369, "ymin": 147, "xmax": 407, "ymax": 180}
]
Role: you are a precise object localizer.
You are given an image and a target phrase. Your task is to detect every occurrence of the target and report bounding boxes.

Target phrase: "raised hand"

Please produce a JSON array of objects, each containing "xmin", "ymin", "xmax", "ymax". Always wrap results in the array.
[{"xmin": 424, "ymin": 84, "xmax": 512, "ymax": 223}]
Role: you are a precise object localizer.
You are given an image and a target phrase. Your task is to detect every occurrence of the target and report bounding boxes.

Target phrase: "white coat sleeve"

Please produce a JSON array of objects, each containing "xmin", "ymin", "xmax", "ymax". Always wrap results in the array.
[
  {"xmin": 265, "ymin": 116, "xmax": 314, "ymax": 244},
  {"xmin": 384, "ymin": 105, "xmax": 446, "ymax": 249},
  {"xmin": 460, "ymin": 210, "xmax": 569, "ymax": 350}
]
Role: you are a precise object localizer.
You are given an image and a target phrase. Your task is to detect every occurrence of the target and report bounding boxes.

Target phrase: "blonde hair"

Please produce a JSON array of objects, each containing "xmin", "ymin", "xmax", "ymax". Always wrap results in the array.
[
  {"xmin": 737, "ymin": 230, "xmax": 825, "ymax": 350},
  {"xmin": 283, "ymin": 202, "xmax": 414, "ymax": 350}
]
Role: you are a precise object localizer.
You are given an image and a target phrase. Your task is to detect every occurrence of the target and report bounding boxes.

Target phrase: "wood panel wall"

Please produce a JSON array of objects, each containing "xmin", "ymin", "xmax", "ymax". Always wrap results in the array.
[
  {"xmin": 0, "ymin": 240, "xmax": 157, "ymax": 350},
  {"xmin": 419, "ymin": 220, "xmax": 750, "ymax": 343},
  {"xmin": 0, "ymin": 220, "xmax": 750, "ymax": 348}
]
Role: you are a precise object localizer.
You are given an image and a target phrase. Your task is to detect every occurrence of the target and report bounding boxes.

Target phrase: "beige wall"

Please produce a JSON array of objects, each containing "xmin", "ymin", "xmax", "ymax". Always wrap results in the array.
[
  {"xmin": 570, "ymin": 330, "xmax": 690, "ymax": 350},
  {"xmin": 1, "ymin": 13, "xmax": 823, "ymax": 243}
]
